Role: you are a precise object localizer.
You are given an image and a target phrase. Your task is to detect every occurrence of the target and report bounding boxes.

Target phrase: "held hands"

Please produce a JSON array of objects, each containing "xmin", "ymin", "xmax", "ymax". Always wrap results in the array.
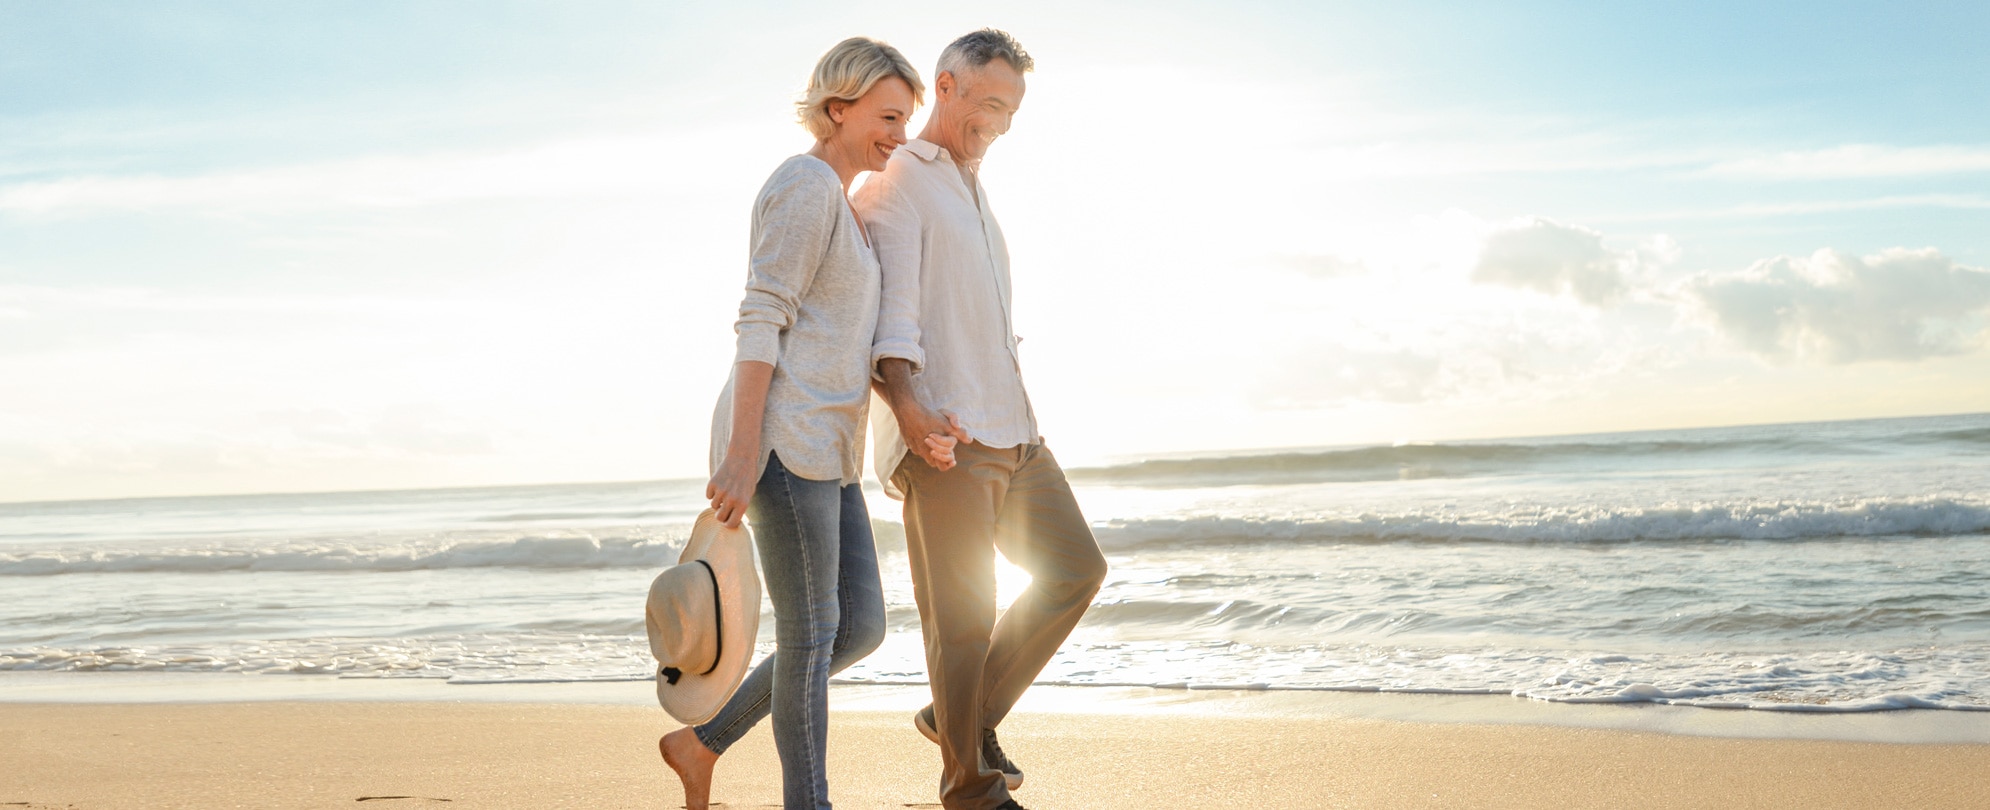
[
  {"xmin": 923, "ymin": 433, "xmax": 959, "ymax": 471},
  {"xmin": 900, "ymin": 408, "xmax": 972, "ymax": 471},
  {"xmin": 873, "ymin": 359, "xmax": 969, "ymax": 472},
  {"xmin": 706, "ymin": 443, "xmax": 759, "ymax": 528}
]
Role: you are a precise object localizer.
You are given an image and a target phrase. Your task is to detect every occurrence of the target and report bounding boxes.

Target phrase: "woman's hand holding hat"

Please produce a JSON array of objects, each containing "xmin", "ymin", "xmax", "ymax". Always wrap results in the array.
[{"xmin": 707, "ymin": 449, "xmax": 758, "ymax": 528}]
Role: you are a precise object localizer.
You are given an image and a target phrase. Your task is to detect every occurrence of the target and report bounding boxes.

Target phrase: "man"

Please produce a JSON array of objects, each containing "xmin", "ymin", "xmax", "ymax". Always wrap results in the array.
[{"xmin": 854, "ymin": 29, "xmax": 1108, "ymax": 810}]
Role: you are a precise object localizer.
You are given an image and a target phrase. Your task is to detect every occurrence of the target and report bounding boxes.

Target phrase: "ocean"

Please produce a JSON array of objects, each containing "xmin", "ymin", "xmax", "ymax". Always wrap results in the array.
[{"xmin": 4, "ymin": 412, "xmax": 1988, "ymax": 714}]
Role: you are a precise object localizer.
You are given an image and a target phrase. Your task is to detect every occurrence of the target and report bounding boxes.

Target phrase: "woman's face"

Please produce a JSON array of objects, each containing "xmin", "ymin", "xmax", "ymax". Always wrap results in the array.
[{"xmin": 830, "ymin": 75, "xmax": 915, "ymax": 173}]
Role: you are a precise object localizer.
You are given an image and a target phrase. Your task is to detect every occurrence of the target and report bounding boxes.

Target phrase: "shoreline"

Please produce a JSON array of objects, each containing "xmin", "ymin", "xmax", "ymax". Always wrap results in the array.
[{"xmin": 6, "ymin": 670, "xmax": 1989, "ymax": 745}]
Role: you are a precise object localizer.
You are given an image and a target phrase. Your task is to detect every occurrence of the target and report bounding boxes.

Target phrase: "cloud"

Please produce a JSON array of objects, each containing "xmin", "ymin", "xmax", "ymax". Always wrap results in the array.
[
  {"xmin": 1253, "ymin": 317, "xmax": 1669, "ymax": 409},
  {"xmin": 1262, "ymin": 347, "xmax": 1448, "ymax": 407},
  {"xmin": 0, "ymin": 406, "xmax": 496, "ymax": 495},
  {"xmin": 1275, "ymin": 253, "xmax": 1368, "ymax": 278},
  {"xmin": 257, "ymin": 406, "xmax": 496, "ymax": 457},
  {"xmin": 0, "ymin": 130, "xmax": 732, "ymax": 215},
  {"xmin": 1587, "ymin": 194, "xmax": 1990, "ymax": 224},
  {"xmin": 1686, "ymin": 248, "xmax": 1990, "ymax": 364},
  {"xmin": 0, "ymin": 284, "xmax": 450, "ymax": 316},
  {"xmin": 1472, "ymin": 217, "xmax": 1643, "ymax": 306},
  {"xmin": 1702, "ymin": 145, "xmax": 1990, "ymax": 179}
]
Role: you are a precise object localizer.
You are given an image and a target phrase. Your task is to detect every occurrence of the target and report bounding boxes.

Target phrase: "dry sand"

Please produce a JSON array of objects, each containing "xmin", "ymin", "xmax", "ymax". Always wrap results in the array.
[{"xmin": 3, "ymin": 698, "xmax": 1988, "ymax": 809}]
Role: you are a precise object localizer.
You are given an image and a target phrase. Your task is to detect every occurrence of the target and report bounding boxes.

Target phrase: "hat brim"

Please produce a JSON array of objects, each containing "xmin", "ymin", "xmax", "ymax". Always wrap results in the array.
[{"xmin": 652, "ymin": 509, "xmax": 762, "ymax": 725}]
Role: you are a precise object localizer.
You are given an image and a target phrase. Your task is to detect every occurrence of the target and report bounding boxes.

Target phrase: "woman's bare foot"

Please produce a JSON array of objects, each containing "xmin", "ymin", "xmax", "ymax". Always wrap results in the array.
[{"xmin": 659, "ymin": 727, "xmax": 718, "ymax": 810}]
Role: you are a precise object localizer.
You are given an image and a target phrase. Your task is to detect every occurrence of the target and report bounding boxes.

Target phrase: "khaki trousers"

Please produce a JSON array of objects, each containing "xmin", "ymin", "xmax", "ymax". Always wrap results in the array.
[{"xmin": 893, "ymin": 441, "xmax": 1108, "ymax": 810}]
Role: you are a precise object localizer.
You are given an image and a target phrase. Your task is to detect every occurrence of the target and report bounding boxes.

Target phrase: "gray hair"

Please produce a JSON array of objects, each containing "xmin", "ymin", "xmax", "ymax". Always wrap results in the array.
[
  {"xmin": 936, "ymin": 28, "xmax": 1034, "ymax": 79},
  {"xmin": 797, "ymin": 37, "xmax": 926, "ymax": 141}
]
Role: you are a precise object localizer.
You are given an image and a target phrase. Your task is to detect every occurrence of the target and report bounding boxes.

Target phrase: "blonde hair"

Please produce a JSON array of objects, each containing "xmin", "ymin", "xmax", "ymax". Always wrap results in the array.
[{"xmin": 798, "ymin": 37, "xmax": 925, "ymax": 141}]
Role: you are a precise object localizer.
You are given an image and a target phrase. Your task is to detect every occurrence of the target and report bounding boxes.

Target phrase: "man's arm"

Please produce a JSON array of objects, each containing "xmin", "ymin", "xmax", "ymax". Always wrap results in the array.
[
  {"xmin": 875, "ymin": 358, "xmax": 970, "ymax": 470},
  {"xmin": 855, "ymin": 177, "xmax": 970, "ymax": 470}
]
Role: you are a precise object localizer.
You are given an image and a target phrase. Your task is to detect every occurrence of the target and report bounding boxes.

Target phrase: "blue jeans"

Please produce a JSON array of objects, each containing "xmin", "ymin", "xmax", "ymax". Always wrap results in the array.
[{"xmin": 694, "ymin": 452, "xmax": 885, "ymax": 809}]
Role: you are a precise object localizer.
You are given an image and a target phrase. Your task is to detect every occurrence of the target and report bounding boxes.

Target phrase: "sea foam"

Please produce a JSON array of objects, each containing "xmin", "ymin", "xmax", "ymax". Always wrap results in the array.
[
  {"xmin": 0, "ymin": 534, "xmax": 683, "ymax": 576},
  {"xmin": 8, "ymin": 496, "xmax": 1987, "ymax": 576}
]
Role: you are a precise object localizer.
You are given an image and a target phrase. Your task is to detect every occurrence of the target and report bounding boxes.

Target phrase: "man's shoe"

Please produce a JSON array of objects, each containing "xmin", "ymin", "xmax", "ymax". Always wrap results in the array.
[
  {"xmin": 911, "ymin": 705, "xmax": 1025, "ymax": 791},
  {"xmin": 982, "ymin": 726, "xmax": 1025, "ymax": 790},
  {"xmin": 913, "ymin": 704, "xmax": 940, "ymax": 744},
  {"xmin": 994, "ymin": 800, "xmax": 1030, "ymax": 810}
]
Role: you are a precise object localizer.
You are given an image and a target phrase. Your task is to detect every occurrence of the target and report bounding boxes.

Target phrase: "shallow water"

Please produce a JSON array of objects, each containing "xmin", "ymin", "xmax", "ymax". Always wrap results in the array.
[{"xmin": 4, "ymin": 412, "xmax": 1988, "ymax": 713}]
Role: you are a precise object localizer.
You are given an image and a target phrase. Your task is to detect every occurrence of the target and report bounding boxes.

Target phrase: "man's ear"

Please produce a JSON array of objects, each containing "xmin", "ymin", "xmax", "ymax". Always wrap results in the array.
[{"xmin": 934, "ymin": 70, "xmax": 955, "ymax": 100}]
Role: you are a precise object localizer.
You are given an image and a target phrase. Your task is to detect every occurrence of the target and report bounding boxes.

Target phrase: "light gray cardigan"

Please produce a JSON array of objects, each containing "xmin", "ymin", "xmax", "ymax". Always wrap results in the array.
[{"xmin": 709, "ymin": 155, "xmax": 879, "ymax": 485}]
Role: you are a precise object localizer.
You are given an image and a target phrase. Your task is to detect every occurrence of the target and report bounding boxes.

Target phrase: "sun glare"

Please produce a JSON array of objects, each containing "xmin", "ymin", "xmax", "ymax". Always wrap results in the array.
[{"xmin": 995, "ymin": 555, "xmax": 1034, "ymax": 607}]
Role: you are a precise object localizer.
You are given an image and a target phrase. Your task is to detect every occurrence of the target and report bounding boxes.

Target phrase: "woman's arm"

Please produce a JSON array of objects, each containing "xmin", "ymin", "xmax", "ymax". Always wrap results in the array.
[
  {"xmin": 707, "ymin": 165, "xmax": 840, "ymax": 527},
  {"xmin": 708, "ymin": 360, "xmax": 773, "ymax": 527}
]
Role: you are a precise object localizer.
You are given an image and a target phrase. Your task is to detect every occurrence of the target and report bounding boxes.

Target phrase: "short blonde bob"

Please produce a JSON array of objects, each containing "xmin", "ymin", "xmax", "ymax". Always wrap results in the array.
[{"xmin": 797, "ymin": 37, "xmax": 925, "ymax": 141}]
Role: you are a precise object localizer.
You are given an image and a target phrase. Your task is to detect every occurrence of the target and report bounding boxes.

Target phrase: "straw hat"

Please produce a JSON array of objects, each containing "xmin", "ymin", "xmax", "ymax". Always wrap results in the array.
[{"xmin": 646, "ymin": 509, "xmax": 762, "ymax": 724}]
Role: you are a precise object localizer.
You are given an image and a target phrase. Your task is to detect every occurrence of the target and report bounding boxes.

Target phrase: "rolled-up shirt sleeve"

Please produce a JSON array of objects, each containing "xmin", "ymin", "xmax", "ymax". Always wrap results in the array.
[
  {"xmin": 734, "ymin": 168, "xmax": 840, "ymax": 367},
  {"xmin": 855, "ymin": 175, "xmax": 926, "ymax": 378}
]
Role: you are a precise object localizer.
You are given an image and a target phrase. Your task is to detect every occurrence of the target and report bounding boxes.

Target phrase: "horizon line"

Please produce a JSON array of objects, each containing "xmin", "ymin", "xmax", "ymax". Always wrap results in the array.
[{"xmin": 4, "ymin": 408, "xmax": 1982, "ymax": 509}]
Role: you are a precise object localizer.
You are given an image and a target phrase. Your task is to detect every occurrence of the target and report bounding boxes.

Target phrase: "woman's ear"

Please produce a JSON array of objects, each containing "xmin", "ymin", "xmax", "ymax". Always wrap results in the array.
[{"xmin": 827, "ymin": 99, "xmax": 851, "ymax": 124}]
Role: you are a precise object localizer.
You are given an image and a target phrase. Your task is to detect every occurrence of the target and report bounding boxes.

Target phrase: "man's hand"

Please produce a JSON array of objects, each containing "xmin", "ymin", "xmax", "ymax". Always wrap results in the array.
[
  {"xmin": 876, "ymin": 358, "xmax": 972, "ymax": 471},
  {"xmin": 901, "ymin": 409, "xmax": 969, "ymax": 471}
]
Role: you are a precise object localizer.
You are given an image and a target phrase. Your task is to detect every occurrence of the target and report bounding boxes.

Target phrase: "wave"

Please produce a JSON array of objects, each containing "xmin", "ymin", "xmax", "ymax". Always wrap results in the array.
[
  {"xmin": 1066, "ymin": 439, "xmax": 1806, "ymax": 487},
  {"xmin": 13, "ymin": 637, "xmax": 1983, "ymax": 714},
  {"xmin": 1090, "ymin": 497, "xmax": 1990, "ymax": 548},
  {"xmin": 1908, "ymin": 426, "xmax": 1990, "ymax": 445},
  {"xmin": 1079, "ymin": 596, "xmax": 1990, "ymax": 640},
  {"xmin": 1068, "ymin": 418, "xmax": 1990, "ymax": 487},
  {"xmin": 0, "ymin": 632, "xmax": 654, "ymax": 678},
  {"xmin": 918, "ymin": 681, "xmax": 1990, "ymax": 714},
  {"xmin": 7, "ymin": 498, "xmax": 1984, "ymax": 575},
  {"xmin": 0, "ymin": 534, "xmax": 683, "ymax": 576},
  {"xmin": 475, "ymin": 509, "xmax": 678, "ymax": 523},
  {"xmin": 1012, "ymin": 641, "xmax": 1990, "ymax": 713}
]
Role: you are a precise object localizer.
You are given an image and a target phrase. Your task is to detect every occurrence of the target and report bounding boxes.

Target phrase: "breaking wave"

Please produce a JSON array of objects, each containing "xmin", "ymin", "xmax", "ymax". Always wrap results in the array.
[
  {"xmin": 7, "ymin": 497, "xmax": 1985, "ymax": 576},
  {"xmin": 1068, "ymin": 419, "xmax": 1988, "ymax": 487},
  {"xmin": 1091, "ymin": 496, "xmax": 1990, "ymax": 549}
]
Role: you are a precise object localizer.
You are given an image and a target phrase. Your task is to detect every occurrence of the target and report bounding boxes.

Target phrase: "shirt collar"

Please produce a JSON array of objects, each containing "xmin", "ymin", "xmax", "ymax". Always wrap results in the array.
[
  {"xmin": 903, "ymin": 138, "xmax": 945, "ymax": 162},
  {"xmin": 904, "ymin": 138, "xmax": 986, "ymax": 176}
]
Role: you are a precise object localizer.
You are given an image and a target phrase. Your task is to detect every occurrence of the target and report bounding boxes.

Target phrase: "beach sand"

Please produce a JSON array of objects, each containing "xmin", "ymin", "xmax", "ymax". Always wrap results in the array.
[{"xmin": 3, "ymin": 692, "xmax": 1988, "ymax": 810}]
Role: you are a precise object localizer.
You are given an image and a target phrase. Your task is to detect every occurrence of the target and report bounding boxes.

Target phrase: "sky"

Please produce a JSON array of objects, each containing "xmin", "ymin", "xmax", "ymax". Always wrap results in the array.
[{"xmin": 3, "ymin": 0, "xmax": 1989, "ymax": 502}]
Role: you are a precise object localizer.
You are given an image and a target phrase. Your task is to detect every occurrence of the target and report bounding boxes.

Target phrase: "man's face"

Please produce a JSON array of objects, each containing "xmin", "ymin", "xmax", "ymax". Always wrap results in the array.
[{"xmin": 938, "ymin": 59, "xmax": 1025, "ymax": 163}]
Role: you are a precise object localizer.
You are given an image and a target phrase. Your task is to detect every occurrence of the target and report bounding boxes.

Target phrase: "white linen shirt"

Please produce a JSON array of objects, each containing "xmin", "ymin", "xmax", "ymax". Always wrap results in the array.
[
  {"xmin": 853, "ymin": 139, "xmax": 1039, "ymax": 496},
  {"xmin": 708, "ymin": 154, "xmax": 880, "ymax": 486}
]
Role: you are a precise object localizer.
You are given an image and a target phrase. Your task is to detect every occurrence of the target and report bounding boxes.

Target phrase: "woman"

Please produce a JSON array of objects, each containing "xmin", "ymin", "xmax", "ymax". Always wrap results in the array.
[{"xmin": 659, "ymin": 38, "xmax": 938, "ymax": 810}]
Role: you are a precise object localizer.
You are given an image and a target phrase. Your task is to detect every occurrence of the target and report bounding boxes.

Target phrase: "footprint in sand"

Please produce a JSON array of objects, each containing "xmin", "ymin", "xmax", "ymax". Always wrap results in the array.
[{"xmin": 355, "ymin": 798, "xmax": 452, "ymax": 804}]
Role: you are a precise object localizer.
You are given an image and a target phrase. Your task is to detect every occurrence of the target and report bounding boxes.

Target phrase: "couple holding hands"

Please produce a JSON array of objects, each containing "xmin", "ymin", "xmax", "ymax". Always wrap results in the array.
[{"xmin": 646, "ymin": 29, "xmax": 1107, "ymax": 810}]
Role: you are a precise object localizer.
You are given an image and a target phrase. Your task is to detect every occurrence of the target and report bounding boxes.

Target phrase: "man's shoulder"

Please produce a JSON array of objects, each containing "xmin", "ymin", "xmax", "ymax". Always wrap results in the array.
[
  {"xmin": 884, "ymin": 140, "xmax": 951, "ymax": 181},
  {"xmin": 852, "ymin": 157, "xmax": 914, "ymax": 212}
]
